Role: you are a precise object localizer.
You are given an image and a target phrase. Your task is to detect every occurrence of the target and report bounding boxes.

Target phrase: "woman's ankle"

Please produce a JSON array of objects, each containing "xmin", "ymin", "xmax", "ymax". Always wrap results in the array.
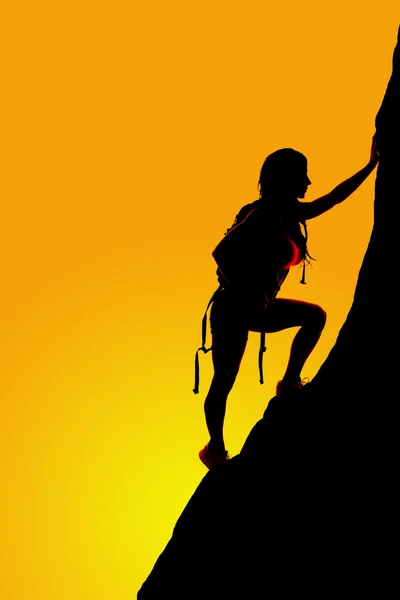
[{"xmin": 208, "ymin": 440, "xmax": 226, "ymax": 456}]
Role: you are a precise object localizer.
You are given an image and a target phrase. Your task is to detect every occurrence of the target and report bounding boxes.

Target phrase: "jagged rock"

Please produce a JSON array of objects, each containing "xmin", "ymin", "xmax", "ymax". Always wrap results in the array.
[{"xmin": 138, "ymin": 26, "xmax": 399, "ymax": 599}]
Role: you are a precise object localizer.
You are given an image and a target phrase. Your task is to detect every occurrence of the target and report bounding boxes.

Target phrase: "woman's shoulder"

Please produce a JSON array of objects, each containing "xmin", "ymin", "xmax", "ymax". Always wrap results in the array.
[
  {"xmin": 224, "ymin": 200, "xmax": 262, "ymax": 234},
  {"xmin": 241, "ymin": 200, "xmax": 278, "ymax": 223},
  {"xmin": 238, "ymin": 205, "xmax": 282, "ymax": 245},
  {"xmin": 235, "ymin": 199, "xmax": 263, "ymax": 221}
]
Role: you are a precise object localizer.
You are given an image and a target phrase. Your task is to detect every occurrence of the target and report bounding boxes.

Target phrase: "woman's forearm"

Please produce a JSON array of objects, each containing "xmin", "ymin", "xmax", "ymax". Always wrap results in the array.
[
  {"xmin": 302, "ymin": 159, "xmax": 378, "ymax": 220},
  {"xmin": 330, "ymin": 161, "xmax": 377, "ymax": 204}
]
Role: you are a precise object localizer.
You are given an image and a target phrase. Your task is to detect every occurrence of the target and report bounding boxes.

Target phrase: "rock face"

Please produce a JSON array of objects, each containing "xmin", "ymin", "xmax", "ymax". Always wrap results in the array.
[{"xmin": 138, "ymin": 26, "xmax": 399, "ymax": 600}]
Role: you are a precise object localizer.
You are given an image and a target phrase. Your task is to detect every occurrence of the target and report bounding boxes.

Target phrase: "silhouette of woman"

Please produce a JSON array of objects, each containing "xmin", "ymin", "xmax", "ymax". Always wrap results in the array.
[{"xmin": 198, "ymin": 135, "xmax": 380, "ymax": 469}]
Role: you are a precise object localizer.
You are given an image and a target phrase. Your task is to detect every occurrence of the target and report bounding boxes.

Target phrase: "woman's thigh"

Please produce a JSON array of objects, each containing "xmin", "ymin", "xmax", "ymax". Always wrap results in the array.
[
  {"xmin": 211, "ymin": 335, "xmax": 248, "ymax": 378},
  {"xmin": 209, "ymin": 289, "xmax": 250, "ymax": 342},
  {"xmin": 248, "ymin": 297, "xmax": 326, "ymax": 334}
]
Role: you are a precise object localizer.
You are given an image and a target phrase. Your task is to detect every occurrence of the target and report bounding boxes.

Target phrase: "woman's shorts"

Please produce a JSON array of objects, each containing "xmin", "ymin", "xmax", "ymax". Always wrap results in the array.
[{"xmin": 209, "ymin": 288, "xmax": 254, "ymax": 342}]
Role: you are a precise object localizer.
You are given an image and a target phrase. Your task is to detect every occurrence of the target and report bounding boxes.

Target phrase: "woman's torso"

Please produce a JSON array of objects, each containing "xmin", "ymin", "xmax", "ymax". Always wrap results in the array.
[{"xmin": 214, "ymin": 201, "xmax": 307, "ymax": 300}]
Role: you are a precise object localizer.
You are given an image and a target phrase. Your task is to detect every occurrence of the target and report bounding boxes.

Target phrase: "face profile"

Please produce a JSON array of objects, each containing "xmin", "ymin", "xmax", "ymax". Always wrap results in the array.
[{"xmin": 296, "ymin": 173, "xmax": 312, "ymax": 199}]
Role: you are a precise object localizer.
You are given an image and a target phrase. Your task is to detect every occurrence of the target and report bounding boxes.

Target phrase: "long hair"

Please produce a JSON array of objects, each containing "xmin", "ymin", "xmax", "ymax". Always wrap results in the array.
[{"xmin": 258, "ymin": 148, "xmax": 315, "ymax": 282}]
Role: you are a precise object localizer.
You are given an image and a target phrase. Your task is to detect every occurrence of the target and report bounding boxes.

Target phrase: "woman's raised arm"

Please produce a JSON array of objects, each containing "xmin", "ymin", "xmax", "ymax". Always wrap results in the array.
[{"xmin": 300, "ymin": 134, "xmax": 380, "ymax": 221}]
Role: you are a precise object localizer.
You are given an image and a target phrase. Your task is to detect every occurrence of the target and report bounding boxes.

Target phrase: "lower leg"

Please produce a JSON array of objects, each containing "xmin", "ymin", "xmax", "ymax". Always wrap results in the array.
[
  {"xmin": 204, "ymin": 378, "xmax": 230, "ymax": 455},
  {"xmin": 281, "ymin": 311, "xmax": 326, "ymax": 383},
  {"xmin": 203, "ymin": 337, "xmax": 247, "ymax": 456}
]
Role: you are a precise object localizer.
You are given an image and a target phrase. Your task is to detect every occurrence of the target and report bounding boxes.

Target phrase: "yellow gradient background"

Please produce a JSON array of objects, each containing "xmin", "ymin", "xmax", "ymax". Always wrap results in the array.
[{"xmin": 0, "ymin": 2, "xmax": 398, "ymax": 598}]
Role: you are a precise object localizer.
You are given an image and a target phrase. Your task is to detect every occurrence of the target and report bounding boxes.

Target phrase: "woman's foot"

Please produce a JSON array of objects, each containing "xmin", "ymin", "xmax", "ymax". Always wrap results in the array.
[
  {"xmin": 199, "ymin": 443, "xmax": 230, "ymax": 470},
  {"xmin": 275, "ymin": 377, "xmax": 309, "ymax": 396}
]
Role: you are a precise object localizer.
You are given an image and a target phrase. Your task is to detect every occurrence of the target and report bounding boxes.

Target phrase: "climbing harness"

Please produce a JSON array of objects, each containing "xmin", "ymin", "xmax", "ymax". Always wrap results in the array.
[
  {"xmin": 193, "ymin": 285, "xmax": 268, "ymax": 394},
  {"xmin": 193, "ymin": 285, "xmax": 221, "ymax": 395}
]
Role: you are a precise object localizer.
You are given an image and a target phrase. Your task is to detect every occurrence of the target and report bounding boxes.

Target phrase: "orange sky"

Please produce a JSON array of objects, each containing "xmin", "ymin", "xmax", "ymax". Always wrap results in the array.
[{"xmin": 0, "ymin": 2, "xmax": 398, "ymax": 598}]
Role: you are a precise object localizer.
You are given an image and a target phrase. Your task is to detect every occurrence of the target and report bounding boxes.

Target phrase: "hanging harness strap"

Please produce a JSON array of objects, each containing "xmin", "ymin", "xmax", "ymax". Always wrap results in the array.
[
  {"xmin": 258, "ymin": 331, "xmax": 267, "ymax": 384},
  {"xmin": 193, "ymin": 286, "xmax": 222, "ymax": 394}
]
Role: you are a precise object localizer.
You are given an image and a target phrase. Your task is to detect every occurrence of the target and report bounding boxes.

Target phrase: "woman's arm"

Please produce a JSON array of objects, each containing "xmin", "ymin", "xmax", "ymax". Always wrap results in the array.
[{"xmin": 300, "ymin": 134, "xmax": 380, "ymax": 221}]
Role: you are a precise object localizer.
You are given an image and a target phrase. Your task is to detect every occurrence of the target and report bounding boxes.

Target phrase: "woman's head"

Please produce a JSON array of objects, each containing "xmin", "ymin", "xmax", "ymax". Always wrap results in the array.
[{"xmin": 258, "ymin": 148, "xmax": 311, "ymax": 200}]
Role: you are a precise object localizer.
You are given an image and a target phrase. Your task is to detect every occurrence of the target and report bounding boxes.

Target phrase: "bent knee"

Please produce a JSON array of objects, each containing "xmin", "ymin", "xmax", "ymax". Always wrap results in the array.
[{"xmin": 311, "ymin": 304, "xmax": 327, "ymax": 328}]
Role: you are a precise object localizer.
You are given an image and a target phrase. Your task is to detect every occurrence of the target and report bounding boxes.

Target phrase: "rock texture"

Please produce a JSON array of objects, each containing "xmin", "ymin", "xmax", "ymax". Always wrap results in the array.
[{"xmin": 138, "ymin": 26, "xmax": 399, "ymax": 599}]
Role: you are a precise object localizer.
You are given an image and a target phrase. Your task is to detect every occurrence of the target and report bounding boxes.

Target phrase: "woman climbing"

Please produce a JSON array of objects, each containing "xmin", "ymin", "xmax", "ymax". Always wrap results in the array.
[{"xmin": 198, "ymin": 134, "xmax": 380, "ymax": 469}]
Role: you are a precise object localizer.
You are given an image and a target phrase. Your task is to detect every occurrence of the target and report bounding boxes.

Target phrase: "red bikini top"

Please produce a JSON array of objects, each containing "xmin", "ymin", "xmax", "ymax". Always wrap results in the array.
[{"xmin": 280, "ymin": 233, "xmax": 304, "ymax": 269}]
